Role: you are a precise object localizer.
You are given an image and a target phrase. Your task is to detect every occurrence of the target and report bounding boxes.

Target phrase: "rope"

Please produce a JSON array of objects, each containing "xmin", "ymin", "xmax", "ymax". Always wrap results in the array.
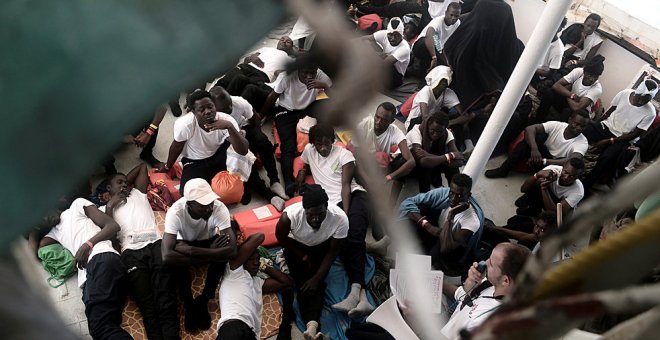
[{"xmin": 532, "ymin": 208, "xmax": 660, "ymax": 300}]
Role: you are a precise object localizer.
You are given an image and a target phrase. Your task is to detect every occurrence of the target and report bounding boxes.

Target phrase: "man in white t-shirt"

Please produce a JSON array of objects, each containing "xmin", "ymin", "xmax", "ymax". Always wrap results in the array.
[
  {"xmin": 215, "ymin": 36, "xmax": 295, "ymax": 107},
  {"xmin": 362, "ymin": 17, "xmax": 411, "ymax": 89},
  {"xmin": 531, "ymin": 17, "xmax": 567, "ymax": 88},
  {"xmin": 582, "ymin": 80, "xmax": 658, "ymax": 189},
  {"xmin": 441, "ymin": 243, "xmax": 531, "ymax": 339},
  {"xmin": 210, "ymin": 86, "xmax": 288, "ymax": 200},
  {"xmin": 161, "ymin": 178, "xmax": 236, "ymax": 332},
  {"xmin": 295, "ymin": 124, "xmax": 374, "ymax": 319},
  {"xmin": 518, "ymin": 158, "xmax": 585, "ymax": 217},
  {"xmin": 259, "ymin": 60, "xmax": 332, "ymax": 189},
  {"xmin": 427, "ymin": 0, "xmax": 460, "ymax": 19},
  {"xmin": 354, "ymin": 102, "xmax": 416, "ymax": 204},
  {"xmin": 406, "ymin": 65, "xmax": 462, "ymax": 131},
  {"xmin": 157, "ymin": 90, "xmax": 249, "ymax": 195},
  {"xmin": 36, "ymin": 198, "xmax": 129, "ymax": 340},
  {"xmin": 485, "ymin": 110, "xmax": 589, "ymax": 178},
  {"xmin": 400, "ymin": 174, "xmax": 482, "ymax": 276},
  {"xmin": 561, "ymin": 14, "xmax": 604, "ymax": 67},
  {"xmin": 216, "ymin": 233, "xmax": 292, "ymax": 340},
  {"xmin": 536, "ymin": 55, "xmax": 604, "ymax": 122},
  {"xmin": 275, "ymin": 184, "xmax": 349, "ymax": 340},
  {"xmin": 102, "ymin": 163, "xmax": 179, "ymax": 339},
  {"xmin": 408, "ymin": 3, "xmax": 461, "ymax": 80}
]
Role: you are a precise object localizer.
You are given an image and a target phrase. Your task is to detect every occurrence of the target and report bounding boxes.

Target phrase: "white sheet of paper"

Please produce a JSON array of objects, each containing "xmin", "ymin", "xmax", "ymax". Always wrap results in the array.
[{"xmin": 253, "ymin": 206, "xmax": 273, "ymax": 220}]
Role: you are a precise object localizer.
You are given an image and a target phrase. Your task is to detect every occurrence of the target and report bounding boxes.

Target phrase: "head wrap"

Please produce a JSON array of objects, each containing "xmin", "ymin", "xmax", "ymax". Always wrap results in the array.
[
  {"xmin": 425, "ymin": 65, "xmax": 453, "ymax": 89},
  {"xmin": 635, "ymin": 79, "xmax": 659, "ymax": 98},
  {"xmin": 583, "ymin": 55, "xmax": 605, "ymax": 76},
  {"xmin": 402, "ymin": 14, "xmax": 420, "ymax": 28},
  {"xmin": 301, "ymin": 184, "xmax": 329, "ymax": 209},
  {"xmin": 387, "ymin": 17, "xmax": 404, "ymax": 35}
]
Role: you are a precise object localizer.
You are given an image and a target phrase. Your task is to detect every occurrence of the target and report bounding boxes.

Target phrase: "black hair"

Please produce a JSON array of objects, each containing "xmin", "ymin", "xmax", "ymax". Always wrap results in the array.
[
  {"xmin": 583, "ymin": 55, "xmax": 605, "ymax": 76},
  {"xmin": 537, "ymin": 211, "xmax": 558, "ymax": 229},
  {"xmin": 297, "ymin": 57, "xmax": 319, "ymax": 73},
  {"xmin": 452, "ymin": 173, "xmax": 472, "ymax": 191},
  {"xmin": 586, "ymin": 13, "xmax": 602, "ymax": 25},
  {"xmin": 186, "ymin": 90, "xmax": 213, "ymax": 111},
  {"xmin": 105, "ymin": 172, "xmax": 126, "ymax": 186},
  {"xmin": 567, "ymin": 157, "xmax": 585, "ymax": 171},
  {"xmin": 378, "ymin": 102, "xmax": 397, "ymax": 115},
  {"xmin": 572, "ymin": 109, "xmax": 590, "ymax": 120},
  {"xmin": 500, "ymin": 243, "xmax": 531, "ymax": 281},
  {"xmin": 644, "ymin": 80, "xmax": 658, "ymax": 92},
  {"xmin": 428, "ymin": 111, "xmax": 450, "ymax": 128},
  {"xmin": 447, "ymin": 2, "xmax": 461, "ymax": 11},
  {"xmin": 389, "ymin": 18, "xmax": 402, "ymax": 30},
  {"xmin": 560, "ymin": 17, "xmax": 568, "ymax": 30},
  {"xmin": 309, "ymin": 124, "xmax": 335, "ymax": 144}
]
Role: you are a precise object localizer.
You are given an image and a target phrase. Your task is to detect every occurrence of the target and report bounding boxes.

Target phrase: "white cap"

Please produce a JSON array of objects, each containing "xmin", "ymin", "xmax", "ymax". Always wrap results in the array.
[
  {"xmin": 184, "ymin": 178, "xmax": 219, "ymax": 205},
  {"xmin": 387, "ymin": 17, "xmax": 405, "ymax": 35},
  {"xmin": 425, "ymin": 65, "xmax": 453, "ymax": 89}
]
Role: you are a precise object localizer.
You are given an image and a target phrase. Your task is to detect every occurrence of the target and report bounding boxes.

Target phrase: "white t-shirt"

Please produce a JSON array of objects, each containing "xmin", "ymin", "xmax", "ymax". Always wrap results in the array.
[
  {"xmin": 418, "ymin": 15, "xmax": 461, "ymax": 46},
  {"xmin": 269, "ymin": 70, "xmax": 332, "ymax": 111},
  {"xmin": 164, "ymin": 197, "xmax": 231, "ymax": 241},
  {"xmin": 545, "ymin": 165, "xmax": 585, "ymax": 208},
  {"xmin": 542, "ymin": 121, "xmax": 589, "ymax": 157},
  {"xmin": 174, "ymin": 112, "xmax": 240, "ymax": 160},
  {"xmin": 406, "ymin": 125, "xmax": 454, "ymax": 149},
  {"xmin": 227, "ymin": 96, "xmax": 254, "ymax": 128},
  {"xmin": 45, "ymin": 198, "xmax": 118, "ymax": 287},
  {"xmin": 301, "ymin": 144, "xmax": 366, "ymax": 205},
  {"xmin": 441, "ymin": 284, "xmax": 500, "ymax": 339},
  {"xmin": 373, "ymin": 30, "xmax": 411, "ymax": 76},
  {"xmin": 562, "ymin": 68, "xmax": 602, "ymax": 111},
  {"xmin": 603, "ymin": 89, "xmax": 657, "ymax": 137},
  {"xmin": 438, "ymin": 205, "xmax": 480, "ymax": 234},
  {"xmin": 284, "ymin": 202, "xmax": 349, "ymax": 246},
  {"xmin": 355, "ymin": 118, "xmax": 407, "ymax": 155},
  {"xmin": 406, "ymin": 85, "xmax": 460, "ymax": 129},
  {"xmin": 100, "ymin": 188, "xmax": 160, "ymax": 252},
  {"xmin": 540, "ymin": 38, "xmax": 564, "ymax": 72},
  {"xmin": 217, "ymin": 263, "xmax": 265, "ymax": 338},
  {"xmin": 427, "ymin": 0, "xmax": 460, "ymax": 19},
  {"xmin": 247, "ymin": 47, "xmax": 293, "ymax": 82},
  {"xmin": 569, "ymin": 31, "xmax": 603, "ymax": 60}
]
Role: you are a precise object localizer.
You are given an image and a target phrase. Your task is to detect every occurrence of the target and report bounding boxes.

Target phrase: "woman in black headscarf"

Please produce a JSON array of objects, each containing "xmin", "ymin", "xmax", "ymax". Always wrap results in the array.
[{"xmin": 443, "ymin": 0, "xmax": 524, "ymax": 107}]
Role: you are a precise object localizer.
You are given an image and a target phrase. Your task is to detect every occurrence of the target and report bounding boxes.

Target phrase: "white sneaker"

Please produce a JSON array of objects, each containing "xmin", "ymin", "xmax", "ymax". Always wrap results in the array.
[{"xmin": 270, "ymin": 182, "xmax": 289, "ymax": 199}]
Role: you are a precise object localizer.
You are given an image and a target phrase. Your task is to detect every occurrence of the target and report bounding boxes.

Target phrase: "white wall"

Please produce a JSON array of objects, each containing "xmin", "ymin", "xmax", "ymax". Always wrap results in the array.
[{"xmin": 505, "ymin": 0, "xmax": 653, "ymax": 106}]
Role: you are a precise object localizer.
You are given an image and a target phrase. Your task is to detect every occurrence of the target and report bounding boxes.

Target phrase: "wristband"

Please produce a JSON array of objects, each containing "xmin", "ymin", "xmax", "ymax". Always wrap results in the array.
[
  {"xmin": 86, "ymin": 240, "xmax": 94, "ymax": 249},
  {"xmin": 542, "ymin": 158, "xmax": 547, "ymax": 166},
  {"xmin": 302, "ymin": 255, "xmax": 309, "ymax": 262},
  {"xmin": 570, "ymin": 93, "xmax": 576, "ymax": 100},
  {"xmin": 145, "ymin": 128, "xmax": 154, "ymax": 136},
  {"xmin": 445, "ymin": 154, "xmax": 451, "ymax": 162},
  {"xmin": 421, "ymin": 219, "xmax": 429, "ymax": 228},
  {"xmin": 431, "ymin": 55, "xmax": 437, "ymax": 60},
  {"xmin": 610, "ymin": 138, "xmax": 615, "ymax": 145},
  {"xmin": 533, "ymin": 173, "xmax": 538, "ymax": 180},
  {"xmin": 385, "ymin": 174, "xmax": 393, "ymax": 181},
  {"xmin": 417, "ymin": 215, "xmax": 427, "ymax": 226},
  {"xmin": 149, "ymin": 123, "xmax": 158, "ymax": 130}
]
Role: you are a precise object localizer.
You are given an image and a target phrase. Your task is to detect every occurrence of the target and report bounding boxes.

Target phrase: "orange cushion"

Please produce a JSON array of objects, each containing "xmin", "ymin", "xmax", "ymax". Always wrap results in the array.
[
  {"xmin": 148, "ymin": 169, "xmax": 181, "ymax": 200},
  {"xmin": 400, "ymin": 92, "xmax": 419, "ymax": 118},
  {"xmin": 240, "ymin": 219, "xmax": 279, "ymax": 247},
  {"xmin": 285, "ymin": 196, "xmax": 303, "ymax": 208},
  {"xmin": 234, "ymin": 205, "xmax": 281, "ymax": 227},
  {"xmin": 211, "ymin": 171, "xmax": 244, "ymax": 205}
]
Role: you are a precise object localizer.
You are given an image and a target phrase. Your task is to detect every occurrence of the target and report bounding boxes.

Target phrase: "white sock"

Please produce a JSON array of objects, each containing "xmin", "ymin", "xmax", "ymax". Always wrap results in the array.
[
  {"xmin": 332, "ymin": 283, "xmax": 361, "ymax": 312},
  {"xmin": 464, "ymin": 139, "xmax": 475, "ymax": 153},
  {"xmin": 348, "ymin": 289, "xmax": 375, "ymax": 318},
  {"xmin": 270, "ymin": 182, "xmax": 289, "ymax": 199},
  {"xmin": 303, "ymin": 321, "xmax": 319, "ymax": 340}
]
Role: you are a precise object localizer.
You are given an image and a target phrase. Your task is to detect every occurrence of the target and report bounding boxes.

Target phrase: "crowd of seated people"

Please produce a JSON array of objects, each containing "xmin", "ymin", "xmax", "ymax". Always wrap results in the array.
[{"xmin": 27, "ymin": 1, "xmax": 660, "ymax": 340}]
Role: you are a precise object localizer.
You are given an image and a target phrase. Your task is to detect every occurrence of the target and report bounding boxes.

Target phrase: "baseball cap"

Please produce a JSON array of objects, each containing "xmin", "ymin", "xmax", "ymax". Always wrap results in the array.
[{"xmin": 184, "ymin": 178, "xmax": 219, "ymax": 205}]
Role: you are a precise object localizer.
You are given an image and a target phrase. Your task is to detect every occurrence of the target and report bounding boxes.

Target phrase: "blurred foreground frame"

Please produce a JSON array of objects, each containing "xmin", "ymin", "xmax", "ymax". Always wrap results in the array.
[{"xmin": 0, "ymin": 0, "xmax": 284, "ymax": 249}]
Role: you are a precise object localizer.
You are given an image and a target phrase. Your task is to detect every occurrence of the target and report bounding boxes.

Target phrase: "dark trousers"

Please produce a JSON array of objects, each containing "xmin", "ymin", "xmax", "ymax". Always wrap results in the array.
[
  {"xmin": 403, "ymin": 218, "xmax": 468, "ymax": 276},
  {"xmin": 412, "ymin": 163, "xmax": 459, "ymax": 193},
  {"xmin": 407, "ymin": 39, "xmax": 436, "ymax": 80},
  {"xmin": 500, "ymin": 133, "xmax": 552, "ymax": 172},
  {"xmin": 179, "ymin": 141, "xmax": 230, "ymax": 195},
  {"xmin": 121, "ymin": 240, "xmax": 179, "ymax": 340},
  {"xmin": 583, "ymin": 141, "xmax": 628, "ymax": 189},
  {"xmin": 82, "ymin": 252, "xmax": 132, "ymax": 340},
  {"xmin": 536, "ymin": 89, "xmax": 572, "ymax": 123},
  {"xmin": 172, "ymin": 235, "xmax": 225, "ymax": 307},
  {"xmin": 240, "ymin": 83, "xmax": 273, "ymax": 113},
  {"xmin": 274, "ymin": 102, "xmax": 321, "ymax": 187},
  {"xmin": 337, "ymin": 191, "xmax": 370, "ymax": 286},
  {"xmin": 215, "ymin": 64, "xmax": 270, "ymax": 98},
  {"xmin": 244, "ymin": 170, "xmax": 275, "ymax": 201},
  {"xmin": 283, "ymin": 240, "xmax": 331, "ymax": 324},
  {"xmin": 582, "ymin": 121, "xmax": 615, "ymax": 144},
  {"xmin": 386, "ymin": 64, "xmax": 404, "ymax": 90},
  {"xmin": 525, "ymin": 184, "xmax": 561, "ymax": 217},
  {"xmin": 244, "ymin": 124, "xmax": 279, "ymax": 184},
  {"xmin": 216, "ymin": 319, "xmax": 256, "ymax": 340}
]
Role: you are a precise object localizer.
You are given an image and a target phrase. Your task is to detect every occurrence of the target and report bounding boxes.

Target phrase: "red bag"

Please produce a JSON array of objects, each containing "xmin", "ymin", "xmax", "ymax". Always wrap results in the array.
[
  {"xmin": 148, "ymin": 169, "xmax": 181, "ymax": 201},
  {"xmin": 211, "ymin": 171, "xmax": 244, "ymax": 205},
  {"xmin": 357, "ymin": 14, "xmax": 383, "ymax": 31},
  {"xmin": 236, "ymin": 197, "xmax": 304, "ymax": 247},
  {"xmin": 399, "ymin": 92, "xmax": 418, "ymax": 118},
  {"xmin": 147, "ymin": 183, "xmax": 175, "ymax": 211},
  {"xmin": 240, "ymin": 219, "xmax": 280, "ymax": 247}
]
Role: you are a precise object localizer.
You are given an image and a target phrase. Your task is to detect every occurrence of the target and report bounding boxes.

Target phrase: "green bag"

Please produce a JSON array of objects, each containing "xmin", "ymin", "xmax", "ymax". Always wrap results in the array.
[{"xmin": 37, "ymin": 244, "xmax": 76, "ymax": 288}]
